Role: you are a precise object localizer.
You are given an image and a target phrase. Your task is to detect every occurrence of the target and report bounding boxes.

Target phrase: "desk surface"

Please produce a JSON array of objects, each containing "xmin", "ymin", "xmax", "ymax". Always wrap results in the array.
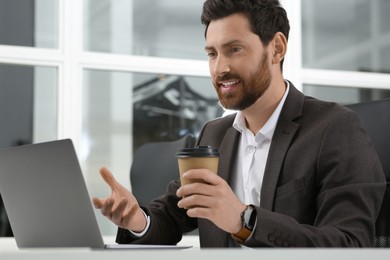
[
  {"xmin": 0, "ymin": 235, "xmax": 199, "ymax": 250},
  {"xmin": 1, "ymin": 236, "xmax": 389, "ymax": 260}
]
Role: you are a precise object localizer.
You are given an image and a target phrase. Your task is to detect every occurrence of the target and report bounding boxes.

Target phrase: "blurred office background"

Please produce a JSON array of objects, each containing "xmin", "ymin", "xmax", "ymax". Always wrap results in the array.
[{"xmin": 0, "ymin": 0, "xmax": 389, "ymax": 236}]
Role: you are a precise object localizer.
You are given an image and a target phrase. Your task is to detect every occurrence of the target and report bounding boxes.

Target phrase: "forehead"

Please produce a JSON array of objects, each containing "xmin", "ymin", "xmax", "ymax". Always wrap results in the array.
[{"xmin": 205, "ymin": 13, "xmax": 261, "ymax": 48}]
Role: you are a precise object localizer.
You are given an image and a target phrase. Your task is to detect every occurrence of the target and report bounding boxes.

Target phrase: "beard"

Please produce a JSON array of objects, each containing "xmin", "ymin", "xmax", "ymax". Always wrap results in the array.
[{"xmin": 214, "ymin": 52, "xmax": 272, "ymax": 111}]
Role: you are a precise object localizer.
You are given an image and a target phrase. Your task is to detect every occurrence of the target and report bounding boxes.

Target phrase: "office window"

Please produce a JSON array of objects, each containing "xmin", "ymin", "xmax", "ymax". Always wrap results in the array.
[
  {"xmin": 82, "ymin": 69, "xmax": 219, "ymax": 234},
  {"xmin": 83, "ymin": 0, "xmax": 206, "ymax": 60},
  {"xmin": 0, "ymin": 64, "xmax": 57, "ymax": 148},
  {"xmin": 302, "ymin": 0, "xmax": 390, "ymax": 73},
  {"xmin": 1, "ymin": 0, "xmax": 390, "ymax": 237},
  {"xmin": 0, "ymin": 0, "xmax": 59, "ymax": 48},
  {"xmin": 303, "ymin": 84, "xmax": 390, "ymax": 105}
]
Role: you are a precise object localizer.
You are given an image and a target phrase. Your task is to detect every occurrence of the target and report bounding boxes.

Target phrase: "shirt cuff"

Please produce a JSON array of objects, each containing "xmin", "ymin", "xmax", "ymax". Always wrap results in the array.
[{"xmin": 128, "ymin": 209, "xmax": 151, "ymax": 237}]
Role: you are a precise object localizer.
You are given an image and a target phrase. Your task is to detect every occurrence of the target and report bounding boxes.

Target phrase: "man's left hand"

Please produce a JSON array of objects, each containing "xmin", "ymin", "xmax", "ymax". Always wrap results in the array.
[{"xmin": 176, "ymin": 169, "xmax": 246, "ymax": 234}]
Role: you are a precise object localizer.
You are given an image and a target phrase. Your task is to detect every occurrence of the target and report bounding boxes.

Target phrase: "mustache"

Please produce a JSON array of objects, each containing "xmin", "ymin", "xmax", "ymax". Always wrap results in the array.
[{"xmin": 216, "ymin": 73, "xmax": 241, "ymax": 82}]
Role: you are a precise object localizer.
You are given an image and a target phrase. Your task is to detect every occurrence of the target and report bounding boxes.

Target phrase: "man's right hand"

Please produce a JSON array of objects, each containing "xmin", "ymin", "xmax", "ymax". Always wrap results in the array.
[{"xmin": 92, "ymin": 167, "xmax": 147, "ymax": 232}]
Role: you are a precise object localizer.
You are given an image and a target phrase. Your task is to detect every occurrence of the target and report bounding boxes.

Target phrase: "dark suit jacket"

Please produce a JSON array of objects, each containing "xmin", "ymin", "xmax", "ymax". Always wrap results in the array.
[{"xmin": 117, "ymin": 83, "xmax": 386, "ymax": 247}]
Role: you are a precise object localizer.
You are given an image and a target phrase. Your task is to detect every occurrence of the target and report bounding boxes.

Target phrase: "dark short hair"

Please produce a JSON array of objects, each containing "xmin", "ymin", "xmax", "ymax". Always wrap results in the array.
[{"xmin": 201, "ymin": 0, "xmax": 290, "ymax": 69}]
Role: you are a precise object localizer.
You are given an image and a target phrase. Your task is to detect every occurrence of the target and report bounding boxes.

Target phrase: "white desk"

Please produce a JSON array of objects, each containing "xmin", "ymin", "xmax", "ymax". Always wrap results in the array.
[
  {"xmin": 1, "ymin": 236, "xmax": 389, "ymax": 260},
  {"xmin": 0, "ymin": 235, "xmax": 199, "ymax": 251}
]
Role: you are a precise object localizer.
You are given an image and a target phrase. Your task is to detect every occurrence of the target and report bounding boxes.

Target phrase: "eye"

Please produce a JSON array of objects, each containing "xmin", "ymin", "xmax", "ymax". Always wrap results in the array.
[
  {"xmin": 207, "ymin": 51, "xmax": 217, "ymax": 59},
  {"xmin": 231, "ymin": 47, "xmax": 242, "ymax": 54}
]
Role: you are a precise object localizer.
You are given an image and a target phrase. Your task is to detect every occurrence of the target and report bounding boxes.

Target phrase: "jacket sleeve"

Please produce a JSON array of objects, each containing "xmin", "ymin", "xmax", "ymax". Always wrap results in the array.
[{"xmin": 116, "ymin": 179, "xmax": 198, "ymax": 245}]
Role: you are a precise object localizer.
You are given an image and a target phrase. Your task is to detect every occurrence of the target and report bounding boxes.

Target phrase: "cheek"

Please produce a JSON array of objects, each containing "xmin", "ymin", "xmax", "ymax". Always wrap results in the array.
[
  {"xmin": 208, "ymin": 62, "xmax": 213, "ymax": 73},
  {"xmin": 208, "ymin": 66, "xmax": 216, "ymax": 80},
  {"xmin": 208, "ymin": 65, "xmax": 218, "ymax": 83}
]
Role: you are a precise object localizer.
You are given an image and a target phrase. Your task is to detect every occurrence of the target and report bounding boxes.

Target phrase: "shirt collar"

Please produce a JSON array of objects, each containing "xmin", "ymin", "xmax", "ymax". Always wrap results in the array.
[{"xmin": 232, "ymin": 81, "xmax": 290, "ymax": 140}]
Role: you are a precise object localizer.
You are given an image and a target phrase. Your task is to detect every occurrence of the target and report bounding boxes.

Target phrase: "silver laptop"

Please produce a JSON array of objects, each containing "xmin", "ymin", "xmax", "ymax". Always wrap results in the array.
[{"xmin": 0, "ymin": 139, "xmax": 190, "ymax": 250}]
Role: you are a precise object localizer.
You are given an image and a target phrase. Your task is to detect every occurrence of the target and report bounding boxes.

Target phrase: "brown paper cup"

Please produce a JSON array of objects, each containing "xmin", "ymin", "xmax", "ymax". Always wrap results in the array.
[{"xmin": 176, "ymin": 146, "xmax": 219, "ymax": 186}]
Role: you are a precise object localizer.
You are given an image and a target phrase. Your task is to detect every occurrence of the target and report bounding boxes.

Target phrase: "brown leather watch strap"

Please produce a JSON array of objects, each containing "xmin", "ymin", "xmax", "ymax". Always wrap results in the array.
[
  {"xmin": 231, "ymin": 226, "xmax": 252, "ymax": 243},
  {"xmin": 231, "ymin": 205, "xmax": 255, "ymax": 243}
]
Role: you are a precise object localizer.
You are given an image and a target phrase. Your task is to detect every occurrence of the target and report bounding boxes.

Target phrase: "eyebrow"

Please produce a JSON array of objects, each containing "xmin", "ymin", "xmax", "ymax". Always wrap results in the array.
[{"xmin": 205, "ymin": 39, "xmax": 243, "ymax": 52}]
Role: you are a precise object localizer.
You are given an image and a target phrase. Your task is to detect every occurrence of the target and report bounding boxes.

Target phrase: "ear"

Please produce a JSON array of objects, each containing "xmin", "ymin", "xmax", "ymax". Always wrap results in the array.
[{"xmin": 271, "ymin": 32, "xmax": 287, "ymax": 65}]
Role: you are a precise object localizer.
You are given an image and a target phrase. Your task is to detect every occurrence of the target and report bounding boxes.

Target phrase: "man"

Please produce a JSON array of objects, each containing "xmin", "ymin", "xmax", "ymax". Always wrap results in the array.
[{"xmin": 93, "ymin": 0, "xmax": 386, "ymax": 247}]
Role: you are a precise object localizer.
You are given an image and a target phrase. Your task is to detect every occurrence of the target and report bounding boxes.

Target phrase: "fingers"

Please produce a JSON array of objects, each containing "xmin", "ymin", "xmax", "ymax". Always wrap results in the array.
[
  {"xmin": 94, "ymin": 166, "xmax": 144, "ymax": 230},
  {"xmin": 177, "ymin": 193, "xmax": 210, "ymax": 210},
  {"xmin": 93, "ymin": 195, "xmax": 126, "ymax": 218},
  {"xmin": 94, "ymin": 196, "xmax": 140, "ymax": 230},
  {"xmin": 111, "ymin": 199, "xmax": 128, "ymax": 223},
  {"xmin": 177, "ymin": 182, "xmax": 209, "ymax": 198},
  {"xmin": 100, "ymin": 198, "xmax": 115, "ymax": 218},
  {"xmin": 99, "ymin": 167, "xmax": 118, "ymax": 191},
  {"xmin": 92, "ymin": 197, "xmax": 104, "ymax": 209},
  {"xmin": 181, "ymin": 169, "xmax": 218, "ymax": 185},
  {"xmin": 95, "ymin": 197, "xmax": 122, "ymax": 219},
  {"xmin": 177, "ymin": 169, "xmax": 219, "ymax": 198}
]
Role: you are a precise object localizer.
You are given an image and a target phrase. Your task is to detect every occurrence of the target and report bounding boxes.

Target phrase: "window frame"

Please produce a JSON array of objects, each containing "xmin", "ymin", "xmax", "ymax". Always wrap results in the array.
[{"xmin": 0, "ymin": 0, "xmax": 388, "ymax": 153}]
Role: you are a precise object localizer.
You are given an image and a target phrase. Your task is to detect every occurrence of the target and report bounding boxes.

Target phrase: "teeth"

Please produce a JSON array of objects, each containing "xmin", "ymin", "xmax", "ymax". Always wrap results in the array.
[{"xmin": 222, "ymin": 81, "xmax": 239, "ymax": 87}]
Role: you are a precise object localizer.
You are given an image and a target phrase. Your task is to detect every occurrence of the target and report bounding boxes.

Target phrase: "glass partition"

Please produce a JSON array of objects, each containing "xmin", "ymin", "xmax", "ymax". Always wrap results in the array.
[
  {"xmin": 82, "ymin": 69, "xmax": 219, "ymax": 235},
  {"xmin": 302, "ymin": 0, "xmax": 390, "ymax": 73},
  {"xmin": 83, "ymin": 0, "xmax": 206, "ymax": 60},
  {"xmin": 0, "ymin": 63, "xmax": 58, "ymax": 147},
  {"xmin": 303, "ymin": 84, "xmax": 390, "ymax": 105},
  {"xmin": 0, "ymin": 0, "xmax": 59, "ymax": 48}
]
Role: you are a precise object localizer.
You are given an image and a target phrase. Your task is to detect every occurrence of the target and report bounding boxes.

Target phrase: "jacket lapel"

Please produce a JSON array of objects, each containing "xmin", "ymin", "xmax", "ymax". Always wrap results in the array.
[
  {"xmin": 260, "ymin": 83, "xmax": 304, "ymax": 210},
  {"xmin": 218, "ymin": 126, "xmax": 240, "ymax": 183}
]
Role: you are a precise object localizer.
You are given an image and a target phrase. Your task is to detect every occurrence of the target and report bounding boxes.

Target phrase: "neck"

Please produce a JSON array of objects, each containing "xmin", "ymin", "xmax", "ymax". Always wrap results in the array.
[{"xmin": 242, "ymin": 79, "xmax": 286, "ymax": 134}]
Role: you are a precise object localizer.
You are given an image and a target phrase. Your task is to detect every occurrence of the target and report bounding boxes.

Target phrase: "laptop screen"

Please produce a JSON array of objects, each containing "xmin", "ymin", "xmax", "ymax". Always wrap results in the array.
[{"xmin": 0, "ymin": 139, "xmax": 104, "ymax": 248}]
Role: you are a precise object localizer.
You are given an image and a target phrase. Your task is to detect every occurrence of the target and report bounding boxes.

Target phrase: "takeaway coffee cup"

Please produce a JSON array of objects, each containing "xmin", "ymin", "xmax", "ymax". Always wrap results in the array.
[{"xmin": 176, "ymin": 146, "xmax": 219, "ymax": 186}]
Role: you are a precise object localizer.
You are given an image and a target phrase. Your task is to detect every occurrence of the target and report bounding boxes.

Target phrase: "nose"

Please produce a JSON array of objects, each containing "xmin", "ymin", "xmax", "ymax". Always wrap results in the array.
[{"xmin": 211, "ymin": 55, "xmax": 230, "ymax": 77}]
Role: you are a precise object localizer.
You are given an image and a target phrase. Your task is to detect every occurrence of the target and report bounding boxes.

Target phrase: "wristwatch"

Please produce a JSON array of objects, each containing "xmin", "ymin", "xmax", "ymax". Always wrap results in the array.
[{"xmin": 231, "ymin": 205, "xmax": 256, "ymax": 243}]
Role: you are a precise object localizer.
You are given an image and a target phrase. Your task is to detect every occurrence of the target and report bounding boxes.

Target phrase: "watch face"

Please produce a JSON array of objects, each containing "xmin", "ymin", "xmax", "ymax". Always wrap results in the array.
[
  {"xmin": 244, "ymin": 206, "xmax": 255, "ymax": 230},
  {"xmin": 231, "ymin": 206, "xmax": 256, "ymax": 243}
]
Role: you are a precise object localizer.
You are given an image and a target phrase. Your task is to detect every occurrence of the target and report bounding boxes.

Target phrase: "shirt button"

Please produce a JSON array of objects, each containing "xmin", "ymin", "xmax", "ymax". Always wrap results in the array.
[{"xmin": 246, "ymin": 146, "xmax": 255, "ymax": 153}]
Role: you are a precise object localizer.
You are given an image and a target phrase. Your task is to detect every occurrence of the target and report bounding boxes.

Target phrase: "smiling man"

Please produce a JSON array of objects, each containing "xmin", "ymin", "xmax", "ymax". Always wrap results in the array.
[{"xmin": 93, "ymin": 0, "xmax": 386, "ymax": 247}]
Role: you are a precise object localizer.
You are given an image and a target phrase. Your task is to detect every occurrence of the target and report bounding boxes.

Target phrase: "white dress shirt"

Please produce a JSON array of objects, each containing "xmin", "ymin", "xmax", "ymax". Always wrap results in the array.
[{"xmin": 231, "ymin": 82, "xmax": 290, "ymax": 207}]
